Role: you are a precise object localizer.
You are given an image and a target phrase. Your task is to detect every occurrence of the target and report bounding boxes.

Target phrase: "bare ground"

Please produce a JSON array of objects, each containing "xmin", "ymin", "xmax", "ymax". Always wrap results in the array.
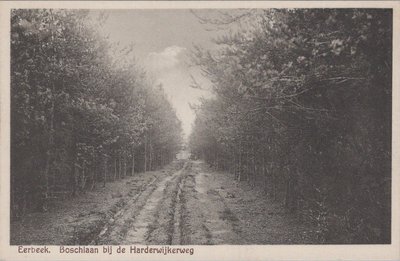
[{"xmin": 11, "ymin": 159, "xmax": 319, "ymax": 245}]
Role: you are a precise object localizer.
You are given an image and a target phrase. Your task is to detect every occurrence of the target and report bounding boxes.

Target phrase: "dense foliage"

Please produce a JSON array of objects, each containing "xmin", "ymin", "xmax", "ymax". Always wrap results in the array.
[
  {"xmin": 189, "ymin": 9, "xmax": 391, "ymax": 243},
  {"xmin": 11, "ymin": 9, "xmax": 182, "ymax": 218}
]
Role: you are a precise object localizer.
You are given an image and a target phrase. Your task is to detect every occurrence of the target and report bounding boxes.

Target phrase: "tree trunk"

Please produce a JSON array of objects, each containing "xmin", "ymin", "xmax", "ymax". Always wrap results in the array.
[
  {"xmin": 113, "ymin": 157, "xmax": 117, "ymax": 180},
  {"xmin": 118, "ymin": 152, "xmax": 122, "ymax": 179},
  {"xmin": 41, "ymin": 89, "xmax": 55, "ymax": 210},
  {"xmin": 246, "ymin": 147, "xmax": 250, "ymax": 182},
  {"xmin": 149, "ymin": 139, "xmax": 152, "ymax": 171},
  {"xmin": 216, "ymin": 150, "xmax": 219, "ymax": 170},
  {"xmin": 131, "ymin": 148, "xmax": 135, "ymax": 176},
  {"xmin": 251, "ymin": 144, "xmax": 255, "ymax": 186},
  {"xmin": 144, "ymin": 135, "xmax": 147, "ymax": 172},
  {"xmin": 90, "ymin": 153, "xmax": 96, "ymax": 190},
  {"xmin": 103, "ymin": 155, "xmax": 107, "ymax": 187},
  {"xmin": 238, "ymin": 146, "xmax": 242, "ymax": 182},
  {"xmin": 272, "ymin": 171, "xmax": 277, "ymax": 201},
  {"xmin": 71, "ymin": 154, "xmax": 78, "ymax": 197},
  {"xmin": 262, "ymin": 148, "xmax": 267, "ymax": 191},
  {"xmin": 79, "ymin": 162, "xmax": 86, "ymax": 192},
  {"xmin": 123, "ymin": 150, "xmax": 127, "ymax": 177}
]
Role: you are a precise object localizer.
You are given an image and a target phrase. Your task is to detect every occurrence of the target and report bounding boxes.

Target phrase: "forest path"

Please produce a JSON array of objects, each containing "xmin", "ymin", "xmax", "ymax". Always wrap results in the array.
[
  {"xmin": 93, "ymin": 159, "xmax": 243, "ymax": 245},
  {"xmin": 94, "ymin": 159, "xmax": 318, "ymax": 245},
  {"xmin": 11, "ymin": 159, "xmax": 318, "ymax": 245}
]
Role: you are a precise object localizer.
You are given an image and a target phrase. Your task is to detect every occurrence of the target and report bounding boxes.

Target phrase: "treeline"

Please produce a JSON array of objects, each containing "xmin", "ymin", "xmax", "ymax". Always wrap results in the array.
[
  {"xmin": 11, "ymin": 10, "xmax": 182, "ymax": 219},
  {"xmin": 189, "ymin": 9, "xmax": 391, "ymax": 243}
]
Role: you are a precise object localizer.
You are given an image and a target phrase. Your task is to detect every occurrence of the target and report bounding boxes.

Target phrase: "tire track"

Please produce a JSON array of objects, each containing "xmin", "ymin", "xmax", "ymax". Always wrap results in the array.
[
  {"xmin": 144, "ymin": 162, "xmax": 189, "ymax": 245},
  {"xmin": 95, "ymin": 176, "xmax": 160, "ymax": 244},
  {"xmin": 123, "ymin": 162, "xmax": 188, "ymax": 244},
  {"xmin": 189, "ymin": 163, "xmax": 243, "ymax": 244}
]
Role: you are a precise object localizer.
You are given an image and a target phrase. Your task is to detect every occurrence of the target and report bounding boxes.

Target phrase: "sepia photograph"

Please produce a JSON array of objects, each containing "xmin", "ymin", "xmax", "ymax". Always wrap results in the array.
[{"xmin": 0, "ymin": 1, "xmax": 399, "ymax": 260}]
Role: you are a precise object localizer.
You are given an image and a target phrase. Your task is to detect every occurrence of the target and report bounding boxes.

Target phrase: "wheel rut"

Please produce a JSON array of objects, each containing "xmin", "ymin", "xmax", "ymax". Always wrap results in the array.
[
  {"xmin": 96, "ymin": 161, "xmax": 188, "ymax": 245},
  {"xmin": 90, "ymin": 160, "xmax": 245, "ymax": 245}
]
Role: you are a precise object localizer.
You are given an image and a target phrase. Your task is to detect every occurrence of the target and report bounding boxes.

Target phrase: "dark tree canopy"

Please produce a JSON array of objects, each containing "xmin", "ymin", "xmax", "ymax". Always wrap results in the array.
[
  {"xmin": 189, "ymin": 9, "xmax": 392, "ymax": 243},
  {"xmin": 11, "ymin": 9, "xmax": 182, "ymax": 217}
]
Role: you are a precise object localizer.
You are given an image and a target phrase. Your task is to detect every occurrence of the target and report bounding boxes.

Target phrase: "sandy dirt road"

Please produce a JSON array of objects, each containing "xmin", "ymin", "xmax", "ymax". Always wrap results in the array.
[
  {"xmin": 93, "ymin": 159, "xmax": 317, "ymax": 245},
  {"xmin": 11, "ymin": 159, "xmax": 318, "ymax": 245}
]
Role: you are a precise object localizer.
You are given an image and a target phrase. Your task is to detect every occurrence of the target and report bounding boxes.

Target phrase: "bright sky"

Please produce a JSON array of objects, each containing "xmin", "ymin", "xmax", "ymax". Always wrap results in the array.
[{"xmin": 94, "ymin": 10, "xmax": 221, "ymax": 140}]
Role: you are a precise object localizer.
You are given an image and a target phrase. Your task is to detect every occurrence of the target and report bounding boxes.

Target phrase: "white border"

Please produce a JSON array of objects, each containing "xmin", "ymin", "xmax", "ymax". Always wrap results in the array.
[{"xmin": 0, "ymin": 1, "xmax": 399, "ymax": 260}]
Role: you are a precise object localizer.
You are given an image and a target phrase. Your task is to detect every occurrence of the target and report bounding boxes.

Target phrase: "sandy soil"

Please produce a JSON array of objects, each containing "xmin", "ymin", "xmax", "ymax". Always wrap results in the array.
[{"xmin": 11, "ymin": 159, "xmax": 319, "ymax": 245}]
